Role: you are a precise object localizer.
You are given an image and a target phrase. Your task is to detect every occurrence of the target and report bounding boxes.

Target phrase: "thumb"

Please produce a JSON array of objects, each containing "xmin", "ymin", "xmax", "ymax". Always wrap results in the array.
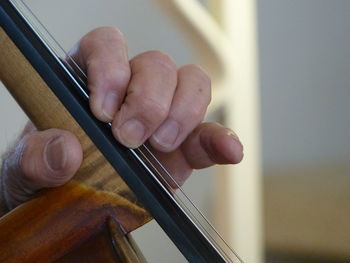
[{"xmin": 1, "ymin": 128, "xmax": 83, "ymax": 210}]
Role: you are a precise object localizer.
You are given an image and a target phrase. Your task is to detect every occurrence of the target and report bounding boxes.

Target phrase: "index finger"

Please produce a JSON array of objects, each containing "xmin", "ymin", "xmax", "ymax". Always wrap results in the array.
[{"xmin": 69, "ymin": 27, "xmax": 131, "ymax": 122}]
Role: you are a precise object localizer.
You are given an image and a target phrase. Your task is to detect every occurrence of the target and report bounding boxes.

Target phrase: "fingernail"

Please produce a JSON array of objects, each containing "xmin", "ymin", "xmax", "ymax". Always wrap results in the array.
[
  {"xmin": 102, "ymin": 91, "xmax": 118, "ymax": 120},
  {"xmin": 227, "ymin": 130, "xmax": 243, "ymax": 150},
  {"xmin": 227, "ymin": 131, "xmax": 244, "ymax": 163},
  {"xmin": 118, "ymin": 119, "xmax": 145, "ymax": 148},
  {"xmin": 227, "ymin": 130, "xmax": 240, "ymax": 141},
  {"xmin": 45, "ymin": 136, "xmax": 66, "ymax": 171},
  {"xmin": 153, "ymin": 119, "xmax": 180, "ymax": 149}
]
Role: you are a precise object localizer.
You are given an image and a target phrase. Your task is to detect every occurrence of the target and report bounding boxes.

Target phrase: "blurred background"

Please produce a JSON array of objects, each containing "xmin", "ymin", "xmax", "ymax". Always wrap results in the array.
[{"xmin": 1, "ymin": 0, "xmax": 349, "ymax": 262}]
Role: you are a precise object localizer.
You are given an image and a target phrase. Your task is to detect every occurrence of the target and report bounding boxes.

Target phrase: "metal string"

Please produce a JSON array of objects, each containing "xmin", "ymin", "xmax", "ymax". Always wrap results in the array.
[
  {"xmin": 135, "ymin": 145, "xmax": 244, "ymax": 262},
  {"xmin": 10, "ymin": 1, "xmax": 244, "ymax": 262},
  {"xmin": 136, "ymin": 144, "xmax": 244, "ymax": 261}
]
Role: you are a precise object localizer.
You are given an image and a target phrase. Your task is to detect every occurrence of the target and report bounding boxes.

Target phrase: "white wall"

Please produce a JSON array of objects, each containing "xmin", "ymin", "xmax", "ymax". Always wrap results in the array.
[{"xmin": 258, "ymin": 0, "xmax": 350, "ymax": 169}]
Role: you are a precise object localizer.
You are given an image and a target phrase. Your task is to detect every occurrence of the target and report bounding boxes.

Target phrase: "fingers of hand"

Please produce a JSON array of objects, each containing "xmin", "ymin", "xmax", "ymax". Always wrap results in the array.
[
  {"xmin": 145, "ymin": 121, "xmax": 243, "ymax": 189},
  {"xmin": 1, "ymin": 128, "xmax": 82, "ymax": 209},
  {"xmin": 149, "ymin": 65, "xmax": 211, "ymax": 152},
  {"xmin": 112, "ymin": 51, "xmax": 177, "ymax": 148},
  {"xmin": 181, "ymin": 123, "xmax": 244, "ymax": 169},
  {"xmin": 70, "ymin": 27, "xmax": 130, "ymax": 122},
  {"xmin": 73, "ymin": 27, "xmax": 212, "ymax": 152}
]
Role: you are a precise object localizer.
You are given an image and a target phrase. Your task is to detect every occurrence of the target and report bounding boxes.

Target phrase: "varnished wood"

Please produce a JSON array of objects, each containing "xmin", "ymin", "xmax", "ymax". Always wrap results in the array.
[
  {"xmin": 0, "ymin": 181, "xmax": 149, "ymax": 262},
  {"xmin": 0, "ymin": 26, "xmax": 151, "ymax": 262},
  {"xmin": 55, "ymin": 221, "xmax": 125, "ymax": 263},
  {"xmin": 54, "ymin": 217, "xmax": 147, "ymax": 263}
]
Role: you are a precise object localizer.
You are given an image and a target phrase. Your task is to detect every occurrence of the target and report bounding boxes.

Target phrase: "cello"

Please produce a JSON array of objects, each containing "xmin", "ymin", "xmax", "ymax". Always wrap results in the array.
[{"xmin": 0, "ymin": 0, "xmax": 244, "ymax": 262}]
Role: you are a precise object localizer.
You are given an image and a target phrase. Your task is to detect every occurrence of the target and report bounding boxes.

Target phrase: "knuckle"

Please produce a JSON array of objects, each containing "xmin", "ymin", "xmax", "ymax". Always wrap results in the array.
[
  {"xmin": 134, "ymin": 51, "xmax": 177, "ymax": 72},
  {"xmin": 102, "ymin": 26, "xmax": 126, "ymax": 42},
  {"xmin": 137, "ymin": 97, "xmax": 169, "ymax": 123},
  {"xmin": 80, "ymin": 27, "xmax": 128, "ymax": 69},
  {"xmin": 148, "ymin": 51, "xmax": 175, "ymax": 66},
  {"xmin": 113, "ymin": 66, "xmax": 131, "ymax": 87},
  {"xmin": 180, "ymin": 64, "xmax": 212, "ymax": 106},
  {"xmin": 104, "ymin": 65, "xmax": 131, "ymax": 90},
  {"xmin": 87, "ymin": 59, "xmax": 131, "ymax": 92},
  {"xmin": 85, "ymin": 26, "xmax": 126, "ymax": 44},
  {"xmin": 180, "ymin": 64, "xmax": 211, "ymax": 87}
]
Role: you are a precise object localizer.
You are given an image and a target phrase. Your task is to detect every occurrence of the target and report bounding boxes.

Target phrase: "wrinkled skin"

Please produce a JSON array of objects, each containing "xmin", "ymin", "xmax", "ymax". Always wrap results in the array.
[{"xmin": 0, "ymin": 27, "xmax": 243, "ymax": 214}]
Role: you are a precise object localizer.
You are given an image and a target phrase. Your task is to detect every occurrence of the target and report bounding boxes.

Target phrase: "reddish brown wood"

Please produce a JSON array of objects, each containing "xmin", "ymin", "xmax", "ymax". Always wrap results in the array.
[
  {"xmin": 0, "ymin": 182, "xmax": 148, "ymax": 262},
  {"xmin": 55, "ymin": 223, "xmax": 122, "ymax": 263}
]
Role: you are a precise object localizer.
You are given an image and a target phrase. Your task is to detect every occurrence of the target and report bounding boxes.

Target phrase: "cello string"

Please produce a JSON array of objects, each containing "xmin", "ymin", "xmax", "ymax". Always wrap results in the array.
[
  {"xmin": 12, "ymin": 1, "xmax": 243, "ymax": 261},
  {"xmin": 134, "ymin": 145, "xmax": 244, "ymax": 262},
  {"xmin": 137, "ymin": 144, "xmax": 244, "ymax": 261},
  {"xmin": 132, "ymin": 146, "xmax": 240, "ymax": 262}
]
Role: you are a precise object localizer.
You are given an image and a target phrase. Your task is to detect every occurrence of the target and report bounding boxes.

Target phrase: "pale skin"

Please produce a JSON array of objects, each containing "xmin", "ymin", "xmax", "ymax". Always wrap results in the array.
[{"xmin": 0, "ymin": 27, "xmax": 243, "ymax": 214}]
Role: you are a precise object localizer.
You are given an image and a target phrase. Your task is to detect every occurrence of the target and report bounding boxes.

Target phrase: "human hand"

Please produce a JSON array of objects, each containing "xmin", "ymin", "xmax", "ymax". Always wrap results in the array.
[
  {"xmin": 0, "ymin": 27, "xmax": 243, "ymax": 213},
  {"xmin": 0, "ymin": 122, "xmax": 82, "ymax": 213}
]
